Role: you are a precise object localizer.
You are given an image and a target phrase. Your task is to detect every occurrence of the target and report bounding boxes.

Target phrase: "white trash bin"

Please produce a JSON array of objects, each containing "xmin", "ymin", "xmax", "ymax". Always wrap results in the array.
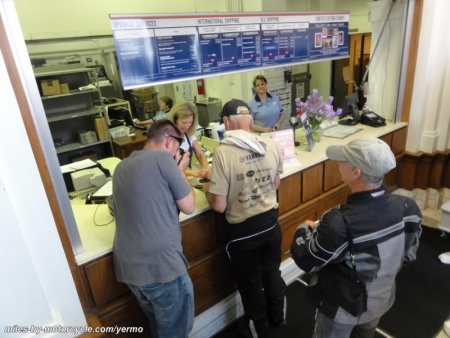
[{"xmin": 437, "ymin": 201, "xmax": 450, "ymax": 233}]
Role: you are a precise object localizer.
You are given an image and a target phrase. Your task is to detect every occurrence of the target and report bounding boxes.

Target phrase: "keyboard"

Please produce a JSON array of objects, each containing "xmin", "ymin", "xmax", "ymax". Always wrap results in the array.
[
  {"xmin": 132, "ymin": 124, "xmax": 148, "ymax": 131},
  {"xmin": 338, "ymin": 118, "xmax": 359, "ymax": 126}
]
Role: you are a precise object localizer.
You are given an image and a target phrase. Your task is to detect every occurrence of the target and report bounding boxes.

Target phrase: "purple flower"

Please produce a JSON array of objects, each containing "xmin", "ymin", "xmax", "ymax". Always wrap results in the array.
[{"xmin": 295, "ymin": 89, "xmax": 341, "ymax": 128}]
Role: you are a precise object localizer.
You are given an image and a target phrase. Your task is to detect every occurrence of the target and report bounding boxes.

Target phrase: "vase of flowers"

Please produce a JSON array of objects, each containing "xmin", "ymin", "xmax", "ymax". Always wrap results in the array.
[
  {"xmin": 295, "ymin": 89, "xmax": 342, "ymax": 142},
  {"xmin": 311, "ymin": 125, "xmax": 323, "ymax": 142}
]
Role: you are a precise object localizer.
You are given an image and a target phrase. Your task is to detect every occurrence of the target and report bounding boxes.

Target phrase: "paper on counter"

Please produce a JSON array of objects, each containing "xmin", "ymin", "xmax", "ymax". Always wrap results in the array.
[
  {"xmin": 92, "ymin": 180, "xmax": 113, "ymax": 198},
  {"xmin": 60, "ymin": 159, "xmax": 97, "ymax": 173},
  {"xmin": 283, "ymin": 157, "xmax": 301, "ymax": 168}
]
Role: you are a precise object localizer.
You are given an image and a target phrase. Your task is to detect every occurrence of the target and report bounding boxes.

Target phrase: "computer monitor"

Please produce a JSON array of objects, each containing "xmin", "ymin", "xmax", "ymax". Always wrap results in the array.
[
  {"xmin": 106, "ymin": 107, "xmax": 134, "ymax": 128},
  {"xmin": 338, "ymin": 92, "xmax": 360, "ymax": 126}
]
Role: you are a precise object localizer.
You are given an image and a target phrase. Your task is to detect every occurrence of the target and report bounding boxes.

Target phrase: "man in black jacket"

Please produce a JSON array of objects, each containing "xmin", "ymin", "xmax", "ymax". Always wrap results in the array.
[{"xmin": 291, "ymin": 137, "xmax": 422, "ymax": 338}]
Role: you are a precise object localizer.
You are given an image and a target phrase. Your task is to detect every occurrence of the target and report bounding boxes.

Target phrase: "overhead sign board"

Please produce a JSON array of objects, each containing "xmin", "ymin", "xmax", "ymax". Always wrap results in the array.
[{"xmin": 110, "ymin": 12, "xmax": 349, "ymax": 89}]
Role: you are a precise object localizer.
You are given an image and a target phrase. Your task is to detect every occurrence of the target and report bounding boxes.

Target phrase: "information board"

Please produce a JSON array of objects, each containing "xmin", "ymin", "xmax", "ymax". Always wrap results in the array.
[{"xmin": 110, "ymin": 12, "xmax": 349, "ymax": 90}]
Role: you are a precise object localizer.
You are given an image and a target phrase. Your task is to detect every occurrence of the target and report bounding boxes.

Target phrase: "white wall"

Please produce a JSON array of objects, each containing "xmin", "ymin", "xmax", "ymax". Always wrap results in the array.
[
  {"xmin": 334, "ymin": 0, "xmax": 372, "ymax": 33},
  {"xmin": 14, "ymin": 0, "xmax": 229, "ymax": 39},
  {"xmin": 0, "ymin": 1, "xmax": 86, "ymax": 335},
  {"xmin": 310, "ymin": 60, "xmax": 332, "ymax": 98},
  {"xmin": 286, "ymin": 0, "xmax": 372, "ymax": 33},
  {"xmin": 260, "ymin": 0, "xmax": 286, "ymax": 12},
  {"xmin": 407, "ymin": 0, "xmax": 450, "ymax": 153}
]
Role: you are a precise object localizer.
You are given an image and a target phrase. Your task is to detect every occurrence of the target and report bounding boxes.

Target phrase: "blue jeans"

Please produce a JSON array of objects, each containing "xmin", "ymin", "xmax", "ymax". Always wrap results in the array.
[{"xmin": 128, "ymin": 273, "xmax": 194, "ymax": 338}]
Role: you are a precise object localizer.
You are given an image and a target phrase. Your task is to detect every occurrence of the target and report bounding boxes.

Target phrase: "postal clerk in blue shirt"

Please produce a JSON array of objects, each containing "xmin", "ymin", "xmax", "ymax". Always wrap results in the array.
[{"xmin": 248, "ymin": 75, "xmax": 285, "ymax": 133}]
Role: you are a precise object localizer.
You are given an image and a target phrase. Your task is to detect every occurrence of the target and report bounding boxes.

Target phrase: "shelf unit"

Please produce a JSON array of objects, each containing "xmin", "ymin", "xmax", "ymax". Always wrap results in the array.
[{"xmin": 34, "ymin": 64, "xmax": 114, "ymax": 165}]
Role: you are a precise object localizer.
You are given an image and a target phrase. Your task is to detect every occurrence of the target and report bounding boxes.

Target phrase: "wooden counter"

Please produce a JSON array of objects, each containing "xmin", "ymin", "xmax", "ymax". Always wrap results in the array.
[{"xmin": 74, "ymin": 121, "xmax": 408, "ymax": 336}]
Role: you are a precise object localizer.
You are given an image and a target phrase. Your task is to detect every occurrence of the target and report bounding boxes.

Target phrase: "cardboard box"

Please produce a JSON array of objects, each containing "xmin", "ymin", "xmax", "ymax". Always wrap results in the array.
[
  {"xmin": 94, "ymin": 117, "xmax": 109, "ymax": 141},
  {"xmin": 59, "ymin": 83, "xmax": 70, "ymax": 94},
  {"xmin": 109, "ymin": 126, "xmax": 130, "ymax": 139},
  {"xmin": 131, "ymin": 87, "xmax": 154, "ymax": 103},
  {"xmin": 131, "ymin": 87, "xmax": 154, "ymax": 95},
  {"xmin": 41, "ymin": 79, "xmax": 61, "ymax": 96},
  {"xmin": 78, "ymin": 130, "xmax": 98, "ymax": 144}
]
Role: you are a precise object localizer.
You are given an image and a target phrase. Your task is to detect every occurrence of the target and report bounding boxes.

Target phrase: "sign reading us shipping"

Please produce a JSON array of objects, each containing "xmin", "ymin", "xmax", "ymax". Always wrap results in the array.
[{"xmin": 110, "ymin": 12, "xmax": 349, "ymax": 90}]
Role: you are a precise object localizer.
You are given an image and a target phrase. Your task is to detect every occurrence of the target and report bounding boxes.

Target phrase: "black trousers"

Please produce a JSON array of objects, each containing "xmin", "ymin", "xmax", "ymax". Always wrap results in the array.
[{"xmin": 226, "ymin": 214, "xmax": 286, "ymax": 337}]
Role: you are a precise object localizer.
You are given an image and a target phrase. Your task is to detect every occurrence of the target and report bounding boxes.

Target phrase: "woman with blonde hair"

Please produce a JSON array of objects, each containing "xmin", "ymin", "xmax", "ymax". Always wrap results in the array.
[{"xmin": 168, "ymin": 102, "xmax": 210, "ymax": 179}]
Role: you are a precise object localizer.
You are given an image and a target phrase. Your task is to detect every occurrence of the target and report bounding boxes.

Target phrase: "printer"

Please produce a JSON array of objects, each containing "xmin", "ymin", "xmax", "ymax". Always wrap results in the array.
[{"xmin": 71, "ymin": 167, "xmax": 107, "ymax": 197}]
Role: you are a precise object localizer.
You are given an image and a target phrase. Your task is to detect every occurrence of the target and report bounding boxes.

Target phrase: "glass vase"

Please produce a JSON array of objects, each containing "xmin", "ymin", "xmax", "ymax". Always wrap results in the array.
[{"xmin": 311, "ymin": 126, "xmax": 322, "ymax": 142}]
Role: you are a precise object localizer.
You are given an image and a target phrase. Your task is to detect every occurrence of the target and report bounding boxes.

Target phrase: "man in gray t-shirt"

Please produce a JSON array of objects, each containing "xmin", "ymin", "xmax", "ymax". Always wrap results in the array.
[{"xmin": 113, "ymin": 119, "xmax": 195, "ymax": 338}]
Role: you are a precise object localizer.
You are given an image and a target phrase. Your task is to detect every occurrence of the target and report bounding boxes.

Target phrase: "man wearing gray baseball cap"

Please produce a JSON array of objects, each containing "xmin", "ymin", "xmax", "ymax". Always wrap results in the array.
[
  {"xmin": 291, "ymin": 137, "xmax": 422, "ymax": 338},
  {"xmin": 326, "ymin": 137, "xmax": 396, "ymax": 178}
]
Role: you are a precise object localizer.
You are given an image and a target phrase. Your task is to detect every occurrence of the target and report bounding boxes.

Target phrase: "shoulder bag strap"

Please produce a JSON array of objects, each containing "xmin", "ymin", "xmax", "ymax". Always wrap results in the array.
[{"xmin": 185, "ymin": 134, "xmax": 193, "ymax": 168}]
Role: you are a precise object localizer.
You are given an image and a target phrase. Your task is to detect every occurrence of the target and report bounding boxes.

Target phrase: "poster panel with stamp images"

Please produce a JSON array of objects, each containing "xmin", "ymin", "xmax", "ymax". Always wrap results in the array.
[{"xmin": 271, "ymin": 129, "xmax": 296, "ymax": 160}]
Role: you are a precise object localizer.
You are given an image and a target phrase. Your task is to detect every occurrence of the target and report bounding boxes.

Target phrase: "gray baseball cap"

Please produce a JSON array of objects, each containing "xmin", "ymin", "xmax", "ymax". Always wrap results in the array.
[{"xmin": 326, "ymin": 137, "xmax": 396, "ymax": 176}]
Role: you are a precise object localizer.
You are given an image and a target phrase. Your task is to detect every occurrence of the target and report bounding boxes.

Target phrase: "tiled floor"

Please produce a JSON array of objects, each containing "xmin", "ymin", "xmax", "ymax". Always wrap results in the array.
[
  {"xmin": 415, "ymin": 206, "xmax": 449, "ymax": 338},
  {"xmin": 374, "ymin": 189, "xmax": 449, "ymax": 338}
]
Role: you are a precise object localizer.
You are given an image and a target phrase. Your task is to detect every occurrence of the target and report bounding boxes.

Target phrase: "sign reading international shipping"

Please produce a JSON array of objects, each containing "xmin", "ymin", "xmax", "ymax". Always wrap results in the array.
[{"xmin": 110, "ymin": 12, "xmax": 349, "ymax": 90}]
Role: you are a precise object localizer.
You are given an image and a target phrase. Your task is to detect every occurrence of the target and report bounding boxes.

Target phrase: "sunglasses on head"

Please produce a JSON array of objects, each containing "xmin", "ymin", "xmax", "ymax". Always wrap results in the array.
[{"xmin": 164, "ymin": 133, "xmax": 183, "ymax": 145}]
